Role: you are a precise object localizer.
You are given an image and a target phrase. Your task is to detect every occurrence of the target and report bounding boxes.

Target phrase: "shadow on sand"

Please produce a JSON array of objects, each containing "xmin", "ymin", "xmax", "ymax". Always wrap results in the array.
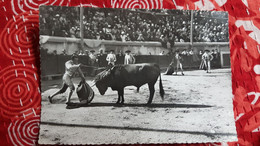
[
  {"xmin": 67, "ymin": 102, "xmax": 213, "ymax": 109},
  {"xmin": 164, "ymin": 74, "xmax": 225, "ymax": 77},
  {"xmin": 40, "ymin": 121, "xmax": 236, "ymax": 139}
]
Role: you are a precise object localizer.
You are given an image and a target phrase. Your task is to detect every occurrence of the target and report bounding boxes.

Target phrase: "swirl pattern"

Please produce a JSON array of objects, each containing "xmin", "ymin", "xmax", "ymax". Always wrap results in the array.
[
  {"xmin": 111, "ymin": 0, "xmax": 163, "ymax": 9},
  {"xmin": 8, "ymin": 116, "xmax": 40, "ymax": 146},
  {"xmin": 11, "ymin": 0, "xmax": 72, "ymax": 15},
  {"xmin": 0, "ymin": 65, "xmax": 41, "ymax": 120},
  {"xmin": 0, "ymin": 11, "xmax": 39, "ymax": 62},
  {"xmin": 11, "ymin": 0, "xmax": 48, "ymax": 15}
]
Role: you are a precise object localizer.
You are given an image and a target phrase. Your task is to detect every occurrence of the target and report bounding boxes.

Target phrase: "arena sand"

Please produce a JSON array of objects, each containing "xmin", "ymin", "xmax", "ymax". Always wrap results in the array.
[{"xmin": 39, "ymin": 68, "xmax": 237, "ymax": 144}]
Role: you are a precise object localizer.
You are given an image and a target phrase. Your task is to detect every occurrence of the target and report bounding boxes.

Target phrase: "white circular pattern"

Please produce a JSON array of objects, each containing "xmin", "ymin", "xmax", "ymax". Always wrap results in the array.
[
  {"xmin": 11, "ymin": 0, "xmax": 48, "ymax": 15},
  {"xmin": 11, "ymin": 0, "xmax": 71, "ymax": 15},
  {"xmin": 254, "ymin": 64, "xmax": 260, "ymax": 74},
  {"xmin": 111, "ymin": 0, "xmax": 163, "ymax": 9},
  {"xmin": 8, "ymin": 117, "xmax": 40, "ymax": 146}
]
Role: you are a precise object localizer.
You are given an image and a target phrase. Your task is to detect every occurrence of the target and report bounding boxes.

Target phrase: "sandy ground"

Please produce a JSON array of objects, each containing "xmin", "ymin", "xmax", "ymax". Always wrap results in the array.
[{"xmin": 38, "ymin": 68, "xmax": 237, "ymax": 144}]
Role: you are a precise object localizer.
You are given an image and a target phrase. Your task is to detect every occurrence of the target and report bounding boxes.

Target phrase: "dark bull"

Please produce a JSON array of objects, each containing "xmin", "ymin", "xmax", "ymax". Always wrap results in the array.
[{"xmin": 94, "ymin": 63, "xmax": 165, "ymax": 104}]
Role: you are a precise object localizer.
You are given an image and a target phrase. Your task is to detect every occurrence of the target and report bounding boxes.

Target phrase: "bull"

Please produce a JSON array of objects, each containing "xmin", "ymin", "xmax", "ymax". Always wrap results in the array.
[{"xmin": 94, "ymin": 63, "xmax": 165, "ymax": 104}]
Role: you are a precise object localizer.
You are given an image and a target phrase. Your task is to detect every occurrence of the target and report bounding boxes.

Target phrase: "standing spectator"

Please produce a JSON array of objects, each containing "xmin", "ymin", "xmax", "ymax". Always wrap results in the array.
[
  {"xmin": 124, "ymin": 50, "xmax": 135, "ymax": 64},
  {"xmin": 212, "ymin": 49, "xmax": 220, "ymax": 68},
  {"xmin": 201, "ymin": 50, "xmax": 214, "ymax": 73},
  {"xmin": 106, "ymin": 50, "xmax": 117, "ymax": 67},
  {"xmin": 187, "ymin": 48, "xmax": 194, "ymax": 68},
  {"xmin": 117, "ymin": 50, "xmax": 124, "ymax": 64},
  {"xmin": 174, "ymin": 50, "xmax": 184, "ymax": 75},
  {"xmin": 97, "ymin": 49, "xmax": 105, "ymax": 67}
]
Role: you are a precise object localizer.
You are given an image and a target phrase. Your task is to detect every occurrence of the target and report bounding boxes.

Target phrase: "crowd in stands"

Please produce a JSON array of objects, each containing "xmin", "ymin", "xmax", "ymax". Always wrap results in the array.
[
  {"xmin": 39, "ymin": 6, "xmax": 80, "ymax": 37},
  {"xmin": 193, "ymin": 11, "xmax": 228, "ymax": 42},
  {"xmin": 82, "ymin": 9, "xmax": 191, "ymax": 44},
  {"xmin": 40, "ymin": 6, "xmax": 228, "ymax": 43}
]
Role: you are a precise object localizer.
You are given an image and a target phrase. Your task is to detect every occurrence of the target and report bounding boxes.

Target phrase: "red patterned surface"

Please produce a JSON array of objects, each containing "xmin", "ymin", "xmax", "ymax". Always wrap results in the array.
[{"xmin": 0, "ymin": 0, "xmax": 259, "ymax": 145}]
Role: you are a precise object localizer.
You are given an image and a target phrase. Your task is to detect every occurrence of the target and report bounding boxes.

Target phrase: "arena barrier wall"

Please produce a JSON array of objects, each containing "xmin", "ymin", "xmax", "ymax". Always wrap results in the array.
[{"xmin": 40, "ymin": 36, "xmax": 230, "ymax": 78}]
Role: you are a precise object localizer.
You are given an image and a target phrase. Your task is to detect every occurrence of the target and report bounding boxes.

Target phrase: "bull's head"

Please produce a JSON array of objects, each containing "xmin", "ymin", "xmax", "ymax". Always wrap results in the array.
[
  {"xmin": 94, "ymin": 67, "xmax": 114, "ymax": 95},
  {"xmin": 96, "ymin": 82, "xmax": 108, "ymax": 95}
]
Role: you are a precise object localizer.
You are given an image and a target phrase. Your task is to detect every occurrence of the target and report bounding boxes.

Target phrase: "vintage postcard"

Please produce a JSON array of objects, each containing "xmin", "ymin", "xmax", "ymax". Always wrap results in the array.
[{"xmin": 39, "ymin": 5, "xmax": 237, "ymax": 144}]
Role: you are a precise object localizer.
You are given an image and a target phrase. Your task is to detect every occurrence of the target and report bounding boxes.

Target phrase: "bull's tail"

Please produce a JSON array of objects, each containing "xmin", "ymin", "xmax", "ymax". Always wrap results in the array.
[{"xmin": 159, "ymin": 74, "xmax": 165, "ymax": 100}]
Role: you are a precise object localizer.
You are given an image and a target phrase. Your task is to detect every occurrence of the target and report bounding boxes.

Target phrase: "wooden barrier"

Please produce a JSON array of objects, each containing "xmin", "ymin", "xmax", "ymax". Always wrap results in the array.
[
  {"xmin": 40, "ymin": 36, "xmax": 228, "ymax": 79},
  {"xmin": 40, "ymin": 35, "xmax": 229, "ymax": 55},
  {"xmin": 41, "ymin": 54, "xmax": 222, "ymax": 80}
]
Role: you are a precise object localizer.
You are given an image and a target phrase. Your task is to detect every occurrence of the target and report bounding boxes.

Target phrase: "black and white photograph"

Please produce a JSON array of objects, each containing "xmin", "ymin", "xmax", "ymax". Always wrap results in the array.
[{"xmin": 38, "ymin": 5, "xmax": 237, "ymax": 144}]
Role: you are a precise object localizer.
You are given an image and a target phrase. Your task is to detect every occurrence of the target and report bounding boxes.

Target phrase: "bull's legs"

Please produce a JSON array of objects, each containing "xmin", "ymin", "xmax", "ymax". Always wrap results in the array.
[
  {"xmin": 137, "ymin": 87, "xmax": 140, "ymax": 93},
  {"xmin": 120, "ymin": 89, "xmax": 124, "ymax": 104},
  {"xmin": 116, "ymin": 91, "xmax": 121, "ymax": 104},
  {"xmin": 147, "ymin": 83, "xmax": 155, "ymax": 104},
  {"xmin": 116, "ymin": 88, "xmax": 124, "ymax": 104}
]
